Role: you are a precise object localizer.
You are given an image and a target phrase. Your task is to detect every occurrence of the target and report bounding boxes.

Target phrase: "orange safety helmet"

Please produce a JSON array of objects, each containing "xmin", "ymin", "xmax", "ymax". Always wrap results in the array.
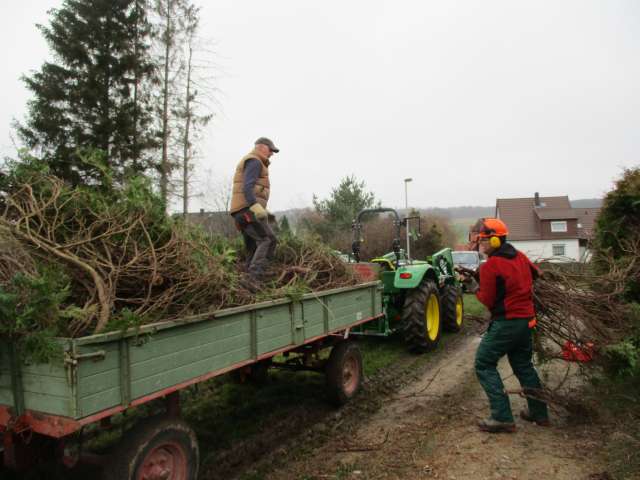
[{"xmin": 476, "ymin": 218, "xmax": 508, "ymax": 248}]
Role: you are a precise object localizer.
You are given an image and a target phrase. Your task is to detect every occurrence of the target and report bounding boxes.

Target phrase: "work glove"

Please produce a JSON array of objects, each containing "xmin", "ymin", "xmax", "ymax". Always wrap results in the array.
[
  {"xmin": 249, "ymin": 203, "xmax": 268, "ymax": 220},
  {"xmin": 463, "ymin": 276, "xmax": 479, "ymax": 294},
  {"xmin": 455, "ymin": 266, "xmax": 479, "ymax": 281}
]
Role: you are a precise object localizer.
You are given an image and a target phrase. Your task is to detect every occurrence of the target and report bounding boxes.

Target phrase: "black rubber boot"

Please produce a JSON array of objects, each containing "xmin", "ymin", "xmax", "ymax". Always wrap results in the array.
[
  {"xmin": 477, "ymin": 418, "xmax": 516, "ymax": 433},
  {"xmin": 520, "ymin": 409, "xmax": 550, "ymax": 426}
]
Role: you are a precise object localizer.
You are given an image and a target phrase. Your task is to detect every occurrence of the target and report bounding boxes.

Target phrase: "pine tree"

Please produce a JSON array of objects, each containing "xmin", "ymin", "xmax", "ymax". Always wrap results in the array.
[
  {"xmin": 279, "ymin": 215, "xmax": 292, "ymax": 234},
  {"xmin": 18, "ymin": 0, "xmax": 158, "ymax": 185},
  {"xmin": 313, "ymin": 175, "xmax": 380, "ymax": 229}
]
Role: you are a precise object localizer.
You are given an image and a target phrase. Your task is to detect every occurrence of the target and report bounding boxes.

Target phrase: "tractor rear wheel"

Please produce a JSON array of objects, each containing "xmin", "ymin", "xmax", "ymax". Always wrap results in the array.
[
  {"xmin": 401, "ymin": 280, "xmax": 441, "ymax": 353},
  {"xmin": 441, "ymin": 285, "xmax": 464, "ymax": 332}
]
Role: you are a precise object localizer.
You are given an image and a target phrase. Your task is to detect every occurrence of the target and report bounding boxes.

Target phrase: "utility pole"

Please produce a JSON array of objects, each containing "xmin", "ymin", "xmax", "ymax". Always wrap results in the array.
[{"xmin": 404, "ymin": 177, "xmax": 413, "ymax": 261}]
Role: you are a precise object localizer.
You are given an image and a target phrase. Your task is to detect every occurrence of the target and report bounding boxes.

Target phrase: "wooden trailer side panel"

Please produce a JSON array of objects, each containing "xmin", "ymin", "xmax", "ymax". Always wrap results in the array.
[
  {"xmin": 0, "ymin": 345, "xmax": 14, "ymax": 407},
  {"xmin": 76, "ymin": 342, "xmax": 122, "ymax": 418},
  {"xmin": 128, "ymin": 312, "xmax": 253, "ymax": 401},
  {"xmin": 0, "ymin": 344, "xmax": 72, "ymax": 417},
  {"xmin": 1, "ymin": 282, "xmax": 383, "ymax": 423},
  {"xmin": 256, "ymin": 305, "xmax": 294, "ymax": 355}
]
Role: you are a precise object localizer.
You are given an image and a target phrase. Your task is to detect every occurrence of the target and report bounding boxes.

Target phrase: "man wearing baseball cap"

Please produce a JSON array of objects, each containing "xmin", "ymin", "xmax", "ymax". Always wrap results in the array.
[{"xmin": 229, "ymin": 138, "xmax": 279, "ymax": 289}]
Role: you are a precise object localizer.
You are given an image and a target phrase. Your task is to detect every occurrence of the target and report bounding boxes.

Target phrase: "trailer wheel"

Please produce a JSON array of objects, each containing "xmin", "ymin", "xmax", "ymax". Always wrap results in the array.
[
  {"xmin": 105, "ymin": 417, "xmax": 198, "ymax": 480},
  {"xmin": 325, "ymin": 341, "xmax": 363, "ymax": 406},
  {"xmin": 401, "ymin": 280, "xmax": 441, "ymax": 352},
  {"xmin": 441, "ymin": 285, "xmax": 464, "ymax": 332}
]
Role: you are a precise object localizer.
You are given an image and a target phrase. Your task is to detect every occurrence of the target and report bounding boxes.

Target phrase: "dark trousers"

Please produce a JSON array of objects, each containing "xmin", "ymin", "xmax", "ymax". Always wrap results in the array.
[
  {"xmin": 234, "ymin": 213, "xmax": 277, "ymax": 279},
  {"xmin": 475, "ymin": 319, "xmax": 548, "ymax": 423}
]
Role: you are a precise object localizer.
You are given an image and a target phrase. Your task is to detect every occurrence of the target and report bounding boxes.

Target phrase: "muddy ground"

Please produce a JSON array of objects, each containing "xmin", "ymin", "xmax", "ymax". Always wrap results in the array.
[
  {"xmin": 198, "ymin": 321, "xmax": 615, "ymax": 480},
  {"xmin": 3, "ymin": 313, "xmax": 623, "ymax": 480}
]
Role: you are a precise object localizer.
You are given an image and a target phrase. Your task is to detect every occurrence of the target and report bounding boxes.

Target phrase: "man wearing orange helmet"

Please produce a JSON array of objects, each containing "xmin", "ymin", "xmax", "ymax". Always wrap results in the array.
[{"xmin": 468, "ymin": 218, "xmax": 549, "ymax": 433}]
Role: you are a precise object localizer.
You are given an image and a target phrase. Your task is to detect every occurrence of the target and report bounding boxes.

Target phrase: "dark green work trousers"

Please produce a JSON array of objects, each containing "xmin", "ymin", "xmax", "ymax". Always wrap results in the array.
[{"xmin": 475, "ymin": 319, "xmax": 548, "ymax": 423}]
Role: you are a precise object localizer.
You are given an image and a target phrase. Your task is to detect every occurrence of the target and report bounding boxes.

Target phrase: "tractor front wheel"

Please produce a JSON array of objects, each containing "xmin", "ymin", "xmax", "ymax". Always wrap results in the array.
[
  {"xmin": 401, "ymin": 280, "xmax": 442, "ymax": 353},
  {"xmin": 441, "ymin": 285, "xmax": 464, "ymax": 332}
]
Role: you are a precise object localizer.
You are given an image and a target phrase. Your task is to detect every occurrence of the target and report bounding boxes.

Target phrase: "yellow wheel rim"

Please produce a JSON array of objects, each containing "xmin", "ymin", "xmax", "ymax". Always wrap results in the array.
[
  {"xmin": 455, "ymin": 297, "xmax": 463, "ymax": 327},
  {"xmin": 425, "ymin": 294, "xmax": 440, "ymax": 341}
]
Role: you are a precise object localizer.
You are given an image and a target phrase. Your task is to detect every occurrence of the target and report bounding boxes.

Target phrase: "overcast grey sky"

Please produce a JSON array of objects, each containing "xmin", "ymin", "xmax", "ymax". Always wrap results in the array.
[{"xmin": 1, "ymin": 1, "xmax": 639, "ymax": 212}]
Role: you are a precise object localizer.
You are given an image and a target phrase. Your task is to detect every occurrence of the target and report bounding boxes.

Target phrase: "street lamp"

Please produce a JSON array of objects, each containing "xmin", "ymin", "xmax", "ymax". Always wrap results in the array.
[{"xmin": 404, "ymin": 178, "xmax": 413, "ymax": 260}]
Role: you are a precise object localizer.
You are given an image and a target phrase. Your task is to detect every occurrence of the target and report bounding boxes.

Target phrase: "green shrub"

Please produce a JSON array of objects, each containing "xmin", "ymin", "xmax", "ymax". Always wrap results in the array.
[
  {"xmin": 0, "ymin": 267, "xmax": 73, "ymax": 362},
  {"xmin": 601, "ymin": 304, "xmax": 640, "ymax": 379},
  {"xmin": 593, "ymin": 167, "xmax": 640, "ymax": 301}
]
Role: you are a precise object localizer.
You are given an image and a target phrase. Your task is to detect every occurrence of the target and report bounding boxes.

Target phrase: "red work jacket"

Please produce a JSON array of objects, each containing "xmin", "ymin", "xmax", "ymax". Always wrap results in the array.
[{"xmin": 476, "ymin": 243, "xmax": 540, "ymax": 321}]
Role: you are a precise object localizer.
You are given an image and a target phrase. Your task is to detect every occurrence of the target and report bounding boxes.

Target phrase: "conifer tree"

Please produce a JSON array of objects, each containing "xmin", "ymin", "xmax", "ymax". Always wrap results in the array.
[
  {"xmin": 279, "ymin": 215, "xmax": 292, "ymax": 235},
  {"xmin": 313, "ymin": 175, "xmax": 380, "ymax": 229},
  {"xmin": 18, "ymin": 0, "xmax": 157, "ymax": 185}
]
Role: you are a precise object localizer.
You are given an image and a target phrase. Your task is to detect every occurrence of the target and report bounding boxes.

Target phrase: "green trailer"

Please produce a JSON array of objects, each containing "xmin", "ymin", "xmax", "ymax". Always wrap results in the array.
[{"xmin": 1, "ymin": 281, "xmax": 383, "ymax": 479}]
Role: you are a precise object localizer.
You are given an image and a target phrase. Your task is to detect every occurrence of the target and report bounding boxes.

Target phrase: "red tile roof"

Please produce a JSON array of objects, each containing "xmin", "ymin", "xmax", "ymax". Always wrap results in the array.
[
  {"xmin": 496, "ymin": 196, "xmax": 571, "ymax": 241},
  {"xmin": 534, "ymin": 208, "xmax": 578, "ymax": 220},
  {"xmin": 576, "ymin": 208, "xmax": 600, "ymax": 239}
]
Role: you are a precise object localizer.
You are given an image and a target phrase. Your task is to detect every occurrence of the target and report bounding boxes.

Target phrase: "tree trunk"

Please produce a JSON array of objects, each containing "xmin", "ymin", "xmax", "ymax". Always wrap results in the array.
[
  {"xmin": 182, "ymin": 45, "xmax": 193, "ymax": 216},
  {"xmin": 160, "ymin": 0, "xmax": 172, "ymax": 207},
  {"xmin": 132, "ymin": 0, "xmax": 141, "ymax": 170}
]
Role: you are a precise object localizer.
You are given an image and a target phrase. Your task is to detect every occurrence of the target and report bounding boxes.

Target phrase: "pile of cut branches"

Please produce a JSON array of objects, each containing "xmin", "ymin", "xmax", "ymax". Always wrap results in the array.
[
  {"xmin": 266, "ymin": 235, "xmax": 357, "ymax": 294},
  {"xmin": 533, "ymin": 237, "xmax": 640, "ymax": 361},
  {"xmin": 0, "ymin": 156, "xmax": 357, "ymax": 344}
]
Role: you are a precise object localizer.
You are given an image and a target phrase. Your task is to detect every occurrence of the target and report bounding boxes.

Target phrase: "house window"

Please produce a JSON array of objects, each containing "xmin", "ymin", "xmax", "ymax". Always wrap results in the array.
[
  {"xmin": 552, "ymin": 244, "xmax": 566, "ymax": 257},
  {"xmin": 550, "ymin": 221, "xmax": 567, "ymax": 233}
]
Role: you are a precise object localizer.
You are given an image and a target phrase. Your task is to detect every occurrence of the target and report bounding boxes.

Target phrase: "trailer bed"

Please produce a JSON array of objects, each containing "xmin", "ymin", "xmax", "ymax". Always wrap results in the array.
[{"xmin": 0, "ymin": 281, "xmax": 382, "ymax": 437}]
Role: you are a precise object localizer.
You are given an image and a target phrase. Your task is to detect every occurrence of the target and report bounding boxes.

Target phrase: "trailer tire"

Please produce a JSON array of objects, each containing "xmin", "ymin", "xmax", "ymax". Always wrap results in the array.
[
  {"xmin": 325, "ymin": 341, "xmax": 363, "ymax": 406},
  {"xmin": 441, "ymin": 285, "xmax": 464, "ymax": 332},
  {"xmin": 104, "ymin": 416, "xmax": 199, "ymax": 480},
  {"xmin": 401, "ymin": 280, "xmax": 441, "ymax": 353}
]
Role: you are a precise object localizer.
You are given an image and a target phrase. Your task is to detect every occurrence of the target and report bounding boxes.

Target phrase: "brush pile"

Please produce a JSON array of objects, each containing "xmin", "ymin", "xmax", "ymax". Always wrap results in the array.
[
  {"xmin": 0, "ymin": 158, "xmax": 357, "ymax": 344},
  {"xmin": 533, "ymin": 238, "xmax": 640, "ymax": 361}
]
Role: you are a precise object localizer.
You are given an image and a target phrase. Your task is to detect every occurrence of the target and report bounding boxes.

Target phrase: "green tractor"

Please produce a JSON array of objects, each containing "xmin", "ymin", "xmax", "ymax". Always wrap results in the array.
[{"xmin": 350, "ymin": 208, "xmax": 464, "ymax": 352}]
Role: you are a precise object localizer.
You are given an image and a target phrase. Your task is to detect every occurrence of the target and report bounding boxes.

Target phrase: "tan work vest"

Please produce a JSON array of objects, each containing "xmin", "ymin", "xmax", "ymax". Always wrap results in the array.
[{"xmin": 229, "ymin": 152, "xmax": 271, "ymax": 214}]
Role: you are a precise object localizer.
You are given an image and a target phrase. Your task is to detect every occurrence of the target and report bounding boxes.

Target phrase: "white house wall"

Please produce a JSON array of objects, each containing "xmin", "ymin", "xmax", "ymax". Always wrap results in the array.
[{"xmin": 510, "ymin": 239, "xmax": 581, "ymax": 262}]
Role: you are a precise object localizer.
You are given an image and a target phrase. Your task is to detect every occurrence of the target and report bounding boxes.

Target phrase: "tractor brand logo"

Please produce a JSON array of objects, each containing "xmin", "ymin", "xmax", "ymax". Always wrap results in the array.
[{"xmin": 439, "ymin": 258, "xmax": 449, "ymax": 275}]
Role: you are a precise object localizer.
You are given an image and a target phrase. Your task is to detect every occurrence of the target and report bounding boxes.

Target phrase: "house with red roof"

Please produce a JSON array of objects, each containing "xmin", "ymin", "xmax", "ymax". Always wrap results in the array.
[{"xmin": 495, "ymin": 193, "xmax": 600, "ymax": 262}]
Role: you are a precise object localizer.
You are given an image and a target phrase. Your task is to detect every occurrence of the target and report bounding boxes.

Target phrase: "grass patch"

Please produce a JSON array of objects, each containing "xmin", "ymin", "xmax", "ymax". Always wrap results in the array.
[
  {"xmin": 463, "ymin": 293, "xmax": 488, "ymax": 317},
  {"xmin": 359, "ymin": 334, "xmax": 407, "ymax": 377}
]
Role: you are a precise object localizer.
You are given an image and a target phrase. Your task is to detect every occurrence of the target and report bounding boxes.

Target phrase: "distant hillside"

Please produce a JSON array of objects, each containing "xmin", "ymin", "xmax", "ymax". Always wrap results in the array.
[
  {"xmin": 416, "ymin": 206, "xmax": 494, "ymax": 220},
  {"xmin": 571, "ymin": 198, "xmax": 603, "ymax": 208},
  {"xmin": 272, "ymin": 206, "xmax": 495, "ymax": 223}
]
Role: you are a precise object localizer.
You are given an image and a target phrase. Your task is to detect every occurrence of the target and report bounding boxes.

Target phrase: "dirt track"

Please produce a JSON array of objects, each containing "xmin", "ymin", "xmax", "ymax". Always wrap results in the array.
[
  {"xmin": 2, "ymin": 318, "xmax": 611, "ymax": 480},
  {"xmin": 217, "ymin": 325, "xmax": 610, "ymax": 480}
]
